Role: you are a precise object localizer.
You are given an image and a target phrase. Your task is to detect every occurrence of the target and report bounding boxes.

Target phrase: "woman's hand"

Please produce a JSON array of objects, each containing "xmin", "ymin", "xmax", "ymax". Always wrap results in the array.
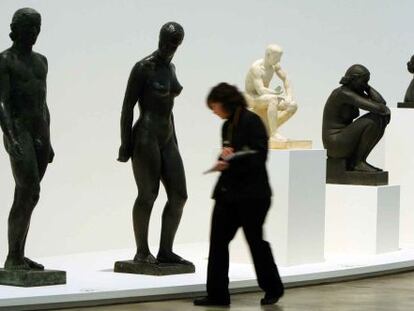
[
  {"xmin": 220, "ymin": 147, "xmax": 234, "ymax": 160},
  {"xmin": 213, "ymin": 160, "xmax": 229, "ymax": 171}
]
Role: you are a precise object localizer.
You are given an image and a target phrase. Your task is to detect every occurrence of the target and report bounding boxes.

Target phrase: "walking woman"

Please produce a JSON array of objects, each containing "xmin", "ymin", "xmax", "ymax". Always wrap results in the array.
[{"xmin": 194, "ymin": 83, "xmax": 284, "ymax": 306}]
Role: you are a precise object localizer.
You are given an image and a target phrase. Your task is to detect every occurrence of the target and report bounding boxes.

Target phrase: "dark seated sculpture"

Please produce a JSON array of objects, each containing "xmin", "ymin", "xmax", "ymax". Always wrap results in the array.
[
  {"xmin": 398, "ymin": 55, "xmax": 414, "ymax": 108},
  {"xmin": 322, "ymin": 64, "xmax": 390, "ymax": 185}
]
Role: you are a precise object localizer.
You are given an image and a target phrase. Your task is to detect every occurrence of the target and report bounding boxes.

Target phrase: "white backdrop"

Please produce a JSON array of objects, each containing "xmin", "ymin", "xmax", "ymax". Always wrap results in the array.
[{"xmin": 0, "ymin": 0, "xmax": 412, "ymax": 261}]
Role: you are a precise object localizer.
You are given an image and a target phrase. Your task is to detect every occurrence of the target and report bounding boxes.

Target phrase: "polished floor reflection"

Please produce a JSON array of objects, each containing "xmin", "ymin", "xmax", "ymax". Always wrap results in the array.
[{"xmin": 56, "ymin": 271, "xmax": 414, "ymax": 311}]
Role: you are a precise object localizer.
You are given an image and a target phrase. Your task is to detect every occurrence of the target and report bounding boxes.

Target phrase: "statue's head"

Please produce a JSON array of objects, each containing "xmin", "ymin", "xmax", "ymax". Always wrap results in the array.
[
  {"xmin": 265, "ymin": 44, "xmax": 283, "ymax": 66},
  {"xmin": 407, "ymin": 55, "xmax": 414, "ymax": 74},
  {"xmin": 340, "ymin": 64, "xmax": 370, "ymax": 94},
  {"xmin": 158, "ymin": 22, "xmax": 184, "ymax": 61},
  {"xmin": 10, "ymin": 8, "xmax": 41, "ymax": 46}
]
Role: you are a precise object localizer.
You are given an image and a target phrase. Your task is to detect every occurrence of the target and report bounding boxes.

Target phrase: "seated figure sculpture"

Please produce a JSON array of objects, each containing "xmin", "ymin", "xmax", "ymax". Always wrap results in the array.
[
  {"xmin": 398, "ymin": 55, "xmax": 414, "ymax": 108},
  {"xmin": 322, "ymin": 64, "xmax": 391, "ymax": 185},
  {"xmin": 245, "ymin": 44, "xmax": 308, "ymax": 148}
]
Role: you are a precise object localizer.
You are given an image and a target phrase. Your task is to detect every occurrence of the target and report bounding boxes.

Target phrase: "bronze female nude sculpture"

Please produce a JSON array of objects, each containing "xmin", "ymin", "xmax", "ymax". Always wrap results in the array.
[
  {"xmin": 118, "ymin": 22, "xmax": 192, "ymax": 267},
  {"xmin": 322, "ymin": 64, "xmax": 390, "ymax": 185}
]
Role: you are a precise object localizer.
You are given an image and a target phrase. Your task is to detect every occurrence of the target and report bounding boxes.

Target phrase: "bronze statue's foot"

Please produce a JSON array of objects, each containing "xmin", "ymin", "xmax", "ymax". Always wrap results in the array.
[
  {"xmin": 4, "ymin": 256, "xmax": 31, "ymax": 270},
  {"xmin": 133, "ymin": 253, "xmax": 158, "ymax": 264},
  {"xmin": 353, "ymin": 161, "xmax": 378, "ymax": 172},
  {"xmin": 24, "ymin": 257, "xmax": 44, "ymax": 270},
  {"xmin": 366, "ymin": 162, "xmax": 383, "ymax": 172},
  {"xmin": 157, "ymin": 251, "xmax": 193, "ymax": 265}
]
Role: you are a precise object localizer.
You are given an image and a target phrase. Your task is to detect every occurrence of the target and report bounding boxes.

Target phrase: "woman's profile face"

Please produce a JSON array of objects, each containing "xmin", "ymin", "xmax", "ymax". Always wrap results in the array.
[{"xmin": 210, "ymin": 102, "xmax": 230, "ymax": 119}]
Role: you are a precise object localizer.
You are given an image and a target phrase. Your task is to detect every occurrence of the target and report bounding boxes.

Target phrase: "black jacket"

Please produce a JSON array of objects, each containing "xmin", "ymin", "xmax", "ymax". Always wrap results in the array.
[{"xmin": 213, "ymin": 108, "xmax": 272, "ymax": 200}]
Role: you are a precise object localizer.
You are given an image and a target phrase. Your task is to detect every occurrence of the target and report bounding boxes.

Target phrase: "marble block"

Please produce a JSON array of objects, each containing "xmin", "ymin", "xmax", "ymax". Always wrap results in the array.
[
  {"xmin": 266, "ymin": 149, "xmax": 326, "ymax": 266},
  {"xmin": 385, "ymin": 108, "xmax": 414, "ymax": 246},
  {"xmin": 326, "ymin": 184, "xmax": 400, "ymax": 255}
]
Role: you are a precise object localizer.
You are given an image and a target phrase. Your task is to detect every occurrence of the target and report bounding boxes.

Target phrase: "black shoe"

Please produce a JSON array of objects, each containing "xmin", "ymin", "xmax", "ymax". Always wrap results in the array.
[
  {"xmin": 193, "ymin": 296, "xmax": 230, "ymax": 307},
  {"xmin": 260, "ymin": 291, "xmax": 284, "ymax": 305}
]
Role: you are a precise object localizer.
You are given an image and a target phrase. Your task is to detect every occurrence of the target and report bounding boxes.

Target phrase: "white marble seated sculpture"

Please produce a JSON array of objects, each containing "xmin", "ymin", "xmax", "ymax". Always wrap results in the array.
[{"xmin": 245, "ymin": 44, "xmax": 310, "ymax": 149}]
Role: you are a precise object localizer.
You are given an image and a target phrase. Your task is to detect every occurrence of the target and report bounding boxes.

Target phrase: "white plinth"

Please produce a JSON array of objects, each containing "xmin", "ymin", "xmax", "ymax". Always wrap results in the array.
[
  {"xmin": 326, "ymin": 184, "xmax": 400, "ymax": 255},
  {"xmin": 385, "ymin": 108, "xmax": 414, "ymax": 247},
  {"xmin": 266, "ymin": 149, "xmax": 326, "ymax": 266}
]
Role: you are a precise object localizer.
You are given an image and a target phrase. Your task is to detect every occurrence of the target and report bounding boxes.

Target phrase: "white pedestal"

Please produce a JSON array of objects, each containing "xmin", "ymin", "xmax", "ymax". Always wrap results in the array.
[
  {"xmin": 385, "ymin": 108, "xmax": 414, "ymax": 247},
  {"xmin": 326, "ymin": 184, "xmax": 400, "ymax": 256},
  {"xmin": 266, "ymin": 149, "xmax": 326, "ymax": 266}
]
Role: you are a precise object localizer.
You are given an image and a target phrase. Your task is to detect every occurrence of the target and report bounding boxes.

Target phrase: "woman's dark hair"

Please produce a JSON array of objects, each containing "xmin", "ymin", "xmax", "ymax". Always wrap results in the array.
[{"xmin": 206, "ymin": 82, "xmax": 247, "ymax": 113}]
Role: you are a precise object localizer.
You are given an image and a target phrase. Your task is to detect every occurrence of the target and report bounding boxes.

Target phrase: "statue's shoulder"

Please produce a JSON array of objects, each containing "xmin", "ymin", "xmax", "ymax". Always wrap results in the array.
[
  {"xmin": 133, "ymin": 54, "xmax": 156, "ymax": 74},
  {"xmin": 0, "ymin": 48, "xmax": 14, "ymax": 62},
  {"xmin": 33, "ymin": 51, "xmax": 47, "ymax": 63},
  {"xmin": 328, "ymin": 87, "xmax": 356, "ymax": 106},
  {"xmin": 249, "ymin": 59, "xmax": 264, "ymax": 76},
  {"xmin": 0, "ymin": 48, "xmax": 14, "ymax": 71}
]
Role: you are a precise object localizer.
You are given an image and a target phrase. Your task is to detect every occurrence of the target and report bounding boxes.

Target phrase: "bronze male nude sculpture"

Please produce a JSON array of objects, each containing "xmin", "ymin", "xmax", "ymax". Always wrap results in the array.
[{"xmin": 0, "ymin": 8, "xmax": 65, "ymax": 286}]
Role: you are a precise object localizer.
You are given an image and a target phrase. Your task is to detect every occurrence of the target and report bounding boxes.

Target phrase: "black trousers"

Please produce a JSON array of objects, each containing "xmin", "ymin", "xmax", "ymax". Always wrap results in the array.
[{"xmin": 206, "ymin": 196, "xmax": 284, "ymax": 300}]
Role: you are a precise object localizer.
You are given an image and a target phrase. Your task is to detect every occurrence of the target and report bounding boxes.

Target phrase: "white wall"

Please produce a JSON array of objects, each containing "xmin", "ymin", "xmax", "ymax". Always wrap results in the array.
[{"xmin": 0, "ymin": 0, "xmax": 412, "ymax": 261}]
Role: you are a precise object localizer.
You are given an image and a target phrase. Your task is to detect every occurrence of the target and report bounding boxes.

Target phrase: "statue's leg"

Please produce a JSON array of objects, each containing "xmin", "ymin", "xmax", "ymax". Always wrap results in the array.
[
  {"xmin": 4, "ymin": 132, "xmax": 41, "ymax": 270},
  {"xmin": 336, "ymin": 114, "xmax": 383, "ymax": 171},
  {"xmin": 18, "ymin": 134, "xmax": 51, "ymax": 270},
  {"xmin": 131, "ymin": 135, "xmax": 161, "ymax": 264},
  {"xmin": 352, "ymin": 113, "xmax": 386, "ymax": 171},
  {"xmin": 255, "ymin": 94, "xmax": 285, "ymax": 141},
  {"xmin": 276, "ymin": 100, "xmax": 298, "ymax": 128},
  {"xmin": 247, "ymin": 96, "xmax": 270, "ymax": 134},
  {"xmin": 157, "ymin": 137, "xmax": 190, "ymax": 264},
  {"xmin": 265, "ymin": 96, "xmax": 281, "ymax": 140}
]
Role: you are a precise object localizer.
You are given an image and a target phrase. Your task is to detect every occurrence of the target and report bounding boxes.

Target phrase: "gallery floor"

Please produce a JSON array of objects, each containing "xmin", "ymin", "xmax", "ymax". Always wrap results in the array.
[
  {"xmin": 2, "ymin": 242, "xmax": 414, "ymax": 310},
  {"xmin": 64, "ymin": 271, "xmax": 414, "ymax": 311}
]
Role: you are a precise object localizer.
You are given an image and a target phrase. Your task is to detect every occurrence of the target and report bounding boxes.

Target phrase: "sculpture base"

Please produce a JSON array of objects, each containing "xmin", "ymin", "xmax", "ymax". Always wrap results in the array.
[
  {"xmin": 0, "ymin": 269, "xmax": 66, "ymax": 287},
  {"xmin": 269, "ymin": 140, "xmax": 312, "ymax": 150},
  {"xmin": 265, "ymin": 149, "xmax": 326, "ymax": 266},
  {"xmin": 397, "ymin": 102, "xmax": 414, "ymax": 108},
  {"xmin": 326, "ymin": 184, "xmax": 400, "ymax": 255},
  {"xmin": 114, "ymin": 260, "xmax": 195, "ymax": 276},
  {"xmin": 326, "ymin": 158, "xmax": 388, "ymax": 186}
]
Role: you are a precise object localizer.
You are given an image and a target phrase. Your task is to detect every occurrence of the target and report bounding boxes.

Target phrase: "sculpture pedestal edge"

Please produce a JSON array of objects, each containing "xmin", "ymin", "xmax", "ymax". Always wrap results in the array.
[
  {"xmin": 114, "ymin": 260, "xmax": 195, "ymax": 276},
  {"xmin": 397, "ymin": 102, "xmax": 414, "ymax": 108},
  {"xmin": 0, "ymin": 269, "xmax": 66, "ymax": 287}
]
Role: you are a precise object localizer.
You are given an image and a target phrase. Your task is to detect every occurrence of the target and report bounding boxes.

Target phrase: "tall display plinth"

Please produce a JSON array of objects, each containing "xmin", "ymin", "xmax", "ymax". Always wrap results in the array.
[
  {"xmin": 385, "ymin": 108, "xmax": 414, "ymax": 246},
  {"xmin": 266, "ymin": 149, "xmax": 326, "ymax": 266},
  {"xmin": 326, "ymin": 184, "xmax": 400, "ymax": 255}
]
